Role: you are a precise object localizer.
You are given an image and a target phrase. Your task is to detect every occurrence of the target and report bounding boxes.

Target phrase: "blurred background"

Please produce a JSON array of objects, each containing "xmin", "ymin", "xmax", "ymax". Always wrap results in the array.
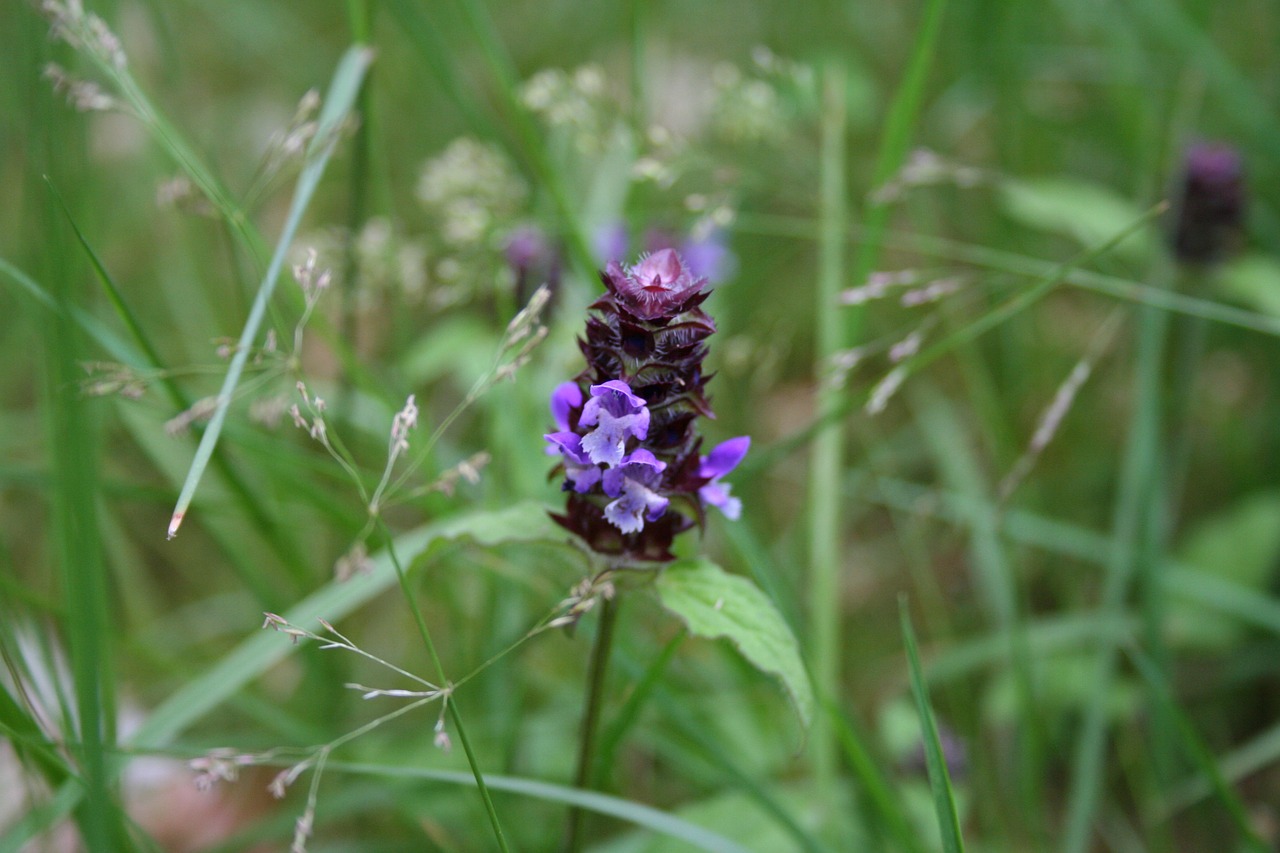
[{"xmin": 3, "ymin": 0, "xmax": 1280, "ymax": 850}]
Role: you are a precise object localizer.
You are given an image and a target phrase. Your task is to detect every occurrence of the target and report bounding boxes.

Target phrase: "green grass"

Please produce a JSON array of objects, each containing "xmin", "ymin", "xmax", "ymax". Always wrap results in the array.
[{"xmin": 4, "ymin": 0, "xmax": 1280, "ymax": 850}]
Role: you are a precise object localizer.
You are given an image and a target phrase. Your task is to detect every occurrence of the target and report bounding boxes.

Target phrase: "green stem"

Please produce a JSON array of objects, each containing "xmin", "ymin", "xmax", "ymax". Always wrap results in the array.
[
  {"xmin": 805, "ymin": 61, "xmax": 847, "ymax": 830},
  {"xmin": 378, "ymin": 519, "xmax": 510, "ymax": 853},
  {"xmin": 447, "ymin": 699, "xmax": 510, "ymax": 853},
  {"xmin": 340, "ymin": 0, "xmax": 374, "ymax": 424},
  {"xmin": 565, "ymin": 594, "xmax": 620, "ymax": 853},
  {"xmin": 1062, "ymin": 294, "xmax": 1170, "ymax": 853}
]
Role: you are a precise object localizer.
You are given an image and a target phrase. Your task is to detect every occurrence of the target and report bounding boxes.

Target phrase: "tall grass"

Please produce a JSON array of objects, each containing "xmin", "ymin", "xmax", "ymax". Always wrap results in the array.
[{"xmin": 4, "ymin": 0, "xmax": 1280, "ymax": 850}]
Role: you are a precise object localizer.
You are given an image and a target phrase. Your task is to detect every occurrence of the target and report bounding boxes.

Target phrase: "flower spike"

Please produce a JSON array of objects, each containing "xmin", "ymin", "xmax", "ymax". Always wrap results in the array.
[{"xmin": 545, "ymin": 249, "xmax": 748, "ymax": 560}]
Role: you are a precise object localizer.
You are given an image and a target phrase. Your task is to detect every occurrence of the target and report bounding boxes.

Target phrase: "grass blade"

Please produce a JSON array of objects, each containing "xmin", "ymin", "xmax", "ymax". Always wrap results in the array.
[
  {"xmin": 0, "ymin": 256, "xmax": 138, "ymax": 364},
  {"xmin": 1124, "ymin": 647, "xmax": 1269, "ymax": 853},
  {"xmin": 1062, "ymin": 291, "xmax": 1170, "ymax": 853},
  {"xmin": 49, "ymin": 178, "xmax": 314, "ymax": 601},
  {"xmin": 899, "ymin": 599, "xmax": 966, "ymax": 853},
  {"xmin": 41, "ymin": 193, "xmax": 127, "ymax": 850},
  {"xmin": 326, "ymin": 762, "xmax": 753, "ymax": 853},
  {"xmin": 167, "ymin": 45, "xmax": 373, "ymax": 539},
  {"xmin": 829, "ymin": 704, "xmax": 929, "ymax": 853}
]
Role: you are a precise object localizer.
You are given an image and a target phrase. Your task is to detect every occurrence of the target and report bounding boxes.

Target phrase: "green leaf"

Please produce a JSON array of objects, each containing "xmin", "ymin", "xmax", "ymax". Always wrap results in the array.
[
  {"xmin": 1218, "ymin": 253, "xmax": 1280, "ymax": 319},
  {"xmin": 1168, "ymin": 491, "xmax": 1280, "ymax": 648},
  {"xmin": 999, "ymin": 177, "xmax": 1157, "ymax": 263},
  {"xmin": 656, "ymin": 558, "xmax": 813, "ymax": 729}
]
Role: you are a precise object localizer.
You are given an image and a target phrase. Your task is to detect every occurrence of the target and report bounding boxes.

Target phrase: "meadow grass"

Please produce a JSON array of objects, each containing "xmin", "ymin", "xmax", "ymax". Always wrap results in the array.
[{"xmin": 3, "ymin": 0, "xmax": 1280, "ymax": 851}]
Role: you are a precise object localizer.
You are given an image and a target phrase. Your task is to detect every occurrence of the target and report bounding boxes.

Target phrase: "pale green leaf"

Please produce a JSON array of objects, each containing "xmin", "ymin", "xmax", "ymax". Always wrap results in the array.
[
  {"xmin": 1218, "ymin": 253, "xmax": 1280, "ymax": 319},
  {"xmin": 1168, "ymin": 491, "xmax": 1280, "ymax": 648},
  {"xmin": 999, "ymin": 177, "xmax": 1157, "ymax": 262},
  {"xmin": 656, "ymin": 558, "xmax": 813, "ymax": 729}
]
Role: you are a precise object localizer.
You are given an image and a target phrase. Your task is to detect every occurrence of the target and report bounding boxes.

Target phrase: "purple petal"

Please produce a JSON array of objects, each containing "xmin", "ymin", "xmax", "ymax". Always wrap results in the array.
[
  {"xmin": 544, "ymin": 431, "xmax": 590, "ymax": 464},
  {"xmin": 550, "ymin": 382, "xmax": 582, "ymax": 431},
  {"xmin": 602, "ymin": 449, "xmax": 665, "ymax": 496},
  {"xmin": 680, "ymin": 232, "xmax": 736, "ymax": 283},
  {"xmin": 546, "ymin": 432, "xmax": 602, "ymax": 493},
  {"xmin": 604, "ymin": 479, "xmax": 669, "ymax": 534},
  {"xmin": 620, "ymin": 448, "xmax": 663, "ymax": 469},
  {"xmin": 581, "ymin": 426, "xmax": 627, "ymax": 468},
  {"xmin": 579, "ymin": 381, "xmax": 650, "ymax": 456},
  {"xmin": 698, "ymin": 436, "xmax": 750, "ymax": 479},
  {"xmin": 594, "ymin": 222, "xmax": 629, "ymax": 266},
  {"xmin": 699, "ymin": 483, "xmax": 742, "ymax": 520},
  {"xmin": 567, "ymin": 465, "xmax": 602, "ymax": 493},
  {"xmin": 586, "ymin": 380, "xmax": 646, "ymax": 413},
  {"xmin": 604, "ymin": 496, "xmax": 646, "ymax": 534}
]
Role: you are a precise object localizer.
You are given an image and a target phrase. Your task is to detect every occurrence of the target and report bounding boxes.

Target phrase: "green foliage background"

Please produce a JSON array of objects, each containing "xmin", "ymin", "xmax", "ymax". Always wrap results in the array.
[{"xmin": 3, "ymin": 0, "xmax": 1280, "ymax": 850}]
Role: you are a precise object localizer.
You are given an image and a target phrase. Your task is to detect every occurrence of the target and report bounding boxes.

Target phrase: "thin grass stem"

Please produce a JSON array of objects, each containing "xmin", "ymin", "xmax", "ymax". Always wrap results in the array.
[{"xmin": 377, "ymin": 519, "xmax": 510, "ymax": 852}]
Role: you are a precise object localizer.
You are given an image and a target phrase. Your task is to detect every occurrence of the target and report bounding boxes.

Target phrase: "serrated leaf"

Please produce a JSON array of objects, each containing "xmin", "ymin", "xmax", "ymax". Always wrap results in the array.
[{"xmin": 656, "ymin": 558, "xmax": 813, "ymax": 729}]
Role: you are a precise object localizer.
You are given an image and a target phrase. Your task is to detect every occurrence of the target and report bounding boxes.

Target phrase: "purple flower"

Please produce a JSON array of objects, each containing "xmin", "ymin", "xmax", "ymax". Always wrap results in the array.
[
  {"xmin": 680, "ymin": 231, "xmax": 735, "ymax": 284},
  {"xmin": 544, "ymin": 431, "xmax": 602, "ymax": 493},
  {"xmin": 579, "ymin": 380, "xmax": 650, "ymax": 467},
  {"xmin": 1172, "ymin": 142, "xmax": 1246, "ymax": 265},
  {"xmin": 547, "ymin": 246, "xmax": 744, "ymax": 561},
  {"xmin": 505, "ymin": 224, "xmax": 564, "ymax": 305},
  {"xmin": 594, "ymin": 222, "xmax": 630, "ymax": 266},
  {"xmin": 545, "ymin": 382, "xmax": 584, "ymax": 457},
  {"xmin": 602, "ymin": 249, "xmax": 706, "ymax": 321},
  {"xmin": 505, "ymin": 225, "xmax": 553, "ymax": 270},
  {"xmin": 602, "ymin": 449, "xmax": 668, "ymax": 534},
  {"xmin": 550, "ymin": 382, "xmax": 582, "ymax": 432},
  {"xmin": 697, "ymin": 436, "xmax": 749, "ymax": 519}
]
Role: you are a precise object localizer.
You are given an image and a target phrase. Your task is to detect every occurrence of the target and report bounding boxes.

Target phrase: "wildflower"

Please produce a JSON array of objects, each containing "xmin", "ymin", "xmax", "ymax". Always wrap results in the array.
[
  {"xmin": 550, "ymin": 382, "xmax": 582, "ymax": 433},
  {"xmin": 543, "ymin": 432, "xmax": 602, "ymax": 493},
  {"xmin": 578, "ymin": 381, "xmax": 650, "ymax": 466},
  {"xmin": 697, "ymin": 437, "xmax": 749, "ymax": 520},
  {"xmin": 504, "ymin": 225, "xmax": 563, "ymax": 306},
  {"xmin": 601, "ymin": 450, "xmax": 668, "ymax": 534},
  {"xmin": 1171, "ymin": 142, "xmax": 1246, "ymax": 265},
  {"xmin": 416, "ymin": 138, "xmax": 526, "ymax": 248},
  {"xmin": 594, "ymin": 222, "xmax": 629, "ymax": 266},
  {"xmin": 389, "ymin": 395, "xmax": 418, "ymax": 455},
  {"xmin": 164, "ymin": 396, "xmax": 221, "ymax": 437},
  {"xmin": 546, "ymin": 249, "xmax": 747, "ymax": 561},
  {"xmin": 43, "ymin": 63, "xmax": 116, "ymax": 112}
]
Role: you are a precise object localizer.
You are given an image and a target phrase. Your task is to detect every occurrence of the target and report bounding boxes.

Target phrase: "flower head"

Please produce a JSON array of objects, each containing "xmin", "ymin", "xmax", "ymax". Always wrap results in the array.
[
  {"xmin": 602, "ymin": 249, "xmax": 706, "ymax": 320},
  {"xmin": 1171, "ymin": 142, "xmax": 1246, "ymax": 265},
  {"xmin": 547, "ymin": 250, "xmax": 746, "ymax": 560}
]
